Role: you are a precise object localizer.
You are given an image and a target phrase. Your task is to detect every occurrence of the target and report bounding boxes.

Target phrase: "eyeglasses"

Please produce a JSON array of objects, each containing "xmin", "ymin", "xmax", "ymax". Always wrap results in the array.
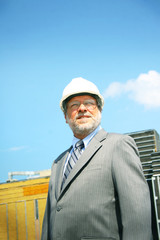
[{"xmin": 67, "ymin": 99, "xmax": 97, "ymax": 111}]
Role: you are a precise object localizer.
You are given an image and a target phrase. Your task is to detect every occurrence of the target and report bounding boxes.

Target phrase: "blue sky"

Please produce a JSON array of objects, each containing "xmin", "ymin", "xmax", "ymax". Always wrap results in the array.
[{"xmin": 0, "ymin": 0, "xmax": 160, "ymax": 183}]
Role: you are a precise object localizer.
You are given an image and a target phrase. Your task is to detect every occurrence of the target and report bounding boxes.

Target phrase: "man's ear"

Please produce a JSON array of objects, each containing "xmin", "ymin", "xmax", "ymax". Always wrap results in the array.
[{"xmin": 64, "ymin": 114, "xmax": 68, "ymax": 124}]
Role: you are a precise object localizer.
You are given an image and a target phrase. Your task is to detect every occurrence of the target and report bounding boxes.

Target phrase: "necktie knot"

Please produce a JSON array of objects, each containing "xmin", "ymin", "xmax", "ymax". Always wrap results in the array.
[{"xmin": 75, "ymin": 140, "xmax": 84, "ymax": 151}]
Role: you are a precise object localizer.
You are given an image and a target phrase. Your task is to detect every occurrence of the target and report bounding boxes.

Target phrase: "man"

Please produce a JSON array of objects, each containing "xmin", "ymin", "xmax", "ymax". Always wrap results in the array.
[{"xmin": 41, "ymin": 77, "xmax": 152, "ymax": 240}]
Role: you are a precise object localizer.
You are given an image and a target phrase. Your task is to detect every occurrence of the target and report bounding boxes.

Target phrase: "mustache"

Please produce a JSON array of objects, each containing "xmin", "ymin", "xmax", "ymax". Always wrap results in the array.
[{"xmin": 75, "ymin": 113, "xmax": 93, "ymax": 120}]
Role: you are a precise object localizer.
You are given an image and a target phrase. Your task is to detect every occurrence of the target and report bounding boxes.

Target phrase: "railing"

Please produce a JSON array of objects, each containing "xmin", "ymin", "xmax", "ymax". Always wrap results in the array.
[
  {"xmin": 0, "ymin": 197, "xmax": 47, "ymax": 240},
  {"xmin": 152, "ymin": 175, "xmax": 160, "ymax": 239}
]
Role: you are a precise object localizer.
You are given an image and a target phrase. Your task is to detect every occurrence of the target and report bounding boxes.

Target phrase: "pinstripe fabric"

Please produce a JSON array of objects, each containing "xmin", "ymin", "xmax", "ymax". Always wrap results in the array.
[
  {"xmin": 61, "ymin": 140, "xmax": 84, "ymax": 189},
  {"xmin": 41, "ymin": 129, "xmax": 153, "ymax": 240}
]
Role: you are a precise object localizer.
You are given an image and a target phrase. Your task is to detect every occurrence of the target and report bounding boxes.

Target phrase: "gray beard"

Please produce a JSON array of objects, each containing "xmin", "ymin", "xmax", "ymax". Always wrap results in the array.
[{"xmin": 66, "ymin": 111, "xmax": 101, "ymax": 137}]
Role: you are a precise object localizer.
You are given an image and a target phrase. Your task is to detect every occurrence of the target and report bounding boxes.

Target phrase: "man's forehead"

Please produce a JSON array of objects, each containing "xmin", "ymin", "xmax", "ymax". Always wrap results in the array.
[{"xmin": 68, "ymin": 95, "xmax": 96, "ymax": 103}]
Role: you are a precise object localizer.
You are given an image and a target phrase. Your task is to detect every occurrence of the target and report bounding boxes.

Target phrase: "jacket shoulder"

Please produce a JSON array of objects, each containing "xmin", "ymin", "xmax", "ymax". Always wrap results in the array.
[
  {"xmin": 106, "ymin": 131, "xmax": 135, "ymax": 142},
  {"xmin": 54, "ymin": 147, "xmax": 71, "ymax": 163},
  {"xmin": 100, "ymin": 130, "xmax": 137, "ymax": 148}
]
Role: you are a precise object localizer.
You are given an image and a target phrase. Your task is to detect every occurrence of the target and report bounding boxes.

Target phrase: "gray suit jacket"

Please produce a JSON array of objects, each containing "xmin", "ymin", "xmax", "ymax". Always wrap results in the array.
[{"xmin": 41, "ymin": 129, "xmax": 152, "ymax": 240}]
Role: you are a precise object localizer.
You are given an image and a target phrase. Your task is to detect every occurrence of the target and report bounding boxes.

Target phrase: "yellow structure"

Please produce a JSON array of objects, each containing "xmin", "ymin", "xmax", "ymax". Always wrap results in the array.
[{"xmin": 0, "ymin": 177, "xmax": 50, "ymax": 240}]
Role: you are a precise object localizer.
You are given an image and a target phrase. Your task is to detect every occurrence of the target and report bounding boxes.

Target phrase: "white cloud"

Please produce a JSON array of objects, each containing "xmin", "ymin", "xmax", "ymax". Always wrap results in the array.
[
  {"xmin": 0, "ymin": 146, "xmax": 29, "ymax": 152},
  {"xmin": 103, "ymin": 70, "xmax": 160, "ymax": 109},
  {"xmin": 8, "ymin": 146, "xmax": 28, "ymax": 151}
]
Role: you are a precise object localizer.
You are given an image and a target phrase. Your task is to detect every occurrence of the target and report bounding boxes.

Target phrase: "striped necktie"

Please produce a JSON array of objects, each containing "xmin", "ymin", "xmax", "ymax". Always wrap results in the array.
[{"xmin": 61, "ymin": 140, "xmax": 84, "ymax": 189}]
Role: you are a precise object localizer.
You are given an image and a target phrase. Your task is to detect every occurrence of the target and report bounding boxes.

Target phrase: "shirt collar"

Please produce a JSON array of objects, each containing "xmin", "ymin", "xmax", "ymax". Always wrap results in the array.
[{"xmin": 72, "ymin": 125, "xmax": 102, "ymax": 149}]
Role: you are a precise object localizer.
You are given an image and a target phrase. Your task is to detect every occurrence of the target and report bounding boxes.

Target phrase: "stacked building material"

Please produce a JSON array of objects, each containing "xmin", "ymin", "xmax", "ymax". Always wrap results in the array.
[
  {"xmin": 128, "ymin": 129, "xmax": 160, "ymax": 180},
  {"xmin": 127, "ymin": 129, "xmax": 160, "ymax": 240},
  {"xmin": 151, "ymin": 152, "xmax": 160, "ymax": 175}
]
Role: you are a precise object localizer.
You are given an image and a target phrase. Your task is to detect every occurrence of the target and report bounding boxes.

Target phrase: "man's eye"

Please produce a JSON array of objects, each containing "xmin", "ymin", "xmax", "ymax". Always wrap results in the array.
[
  {"xmin": 85, "ymin": 101, "xmax": 94, "ymax": 106},
  {"xmin": 71, "ymin": 103, "xmax": 79, "ymax": 108},
  {"xmin": 85, "ymin": 102, "xmax": 91, "ymax": 106}
]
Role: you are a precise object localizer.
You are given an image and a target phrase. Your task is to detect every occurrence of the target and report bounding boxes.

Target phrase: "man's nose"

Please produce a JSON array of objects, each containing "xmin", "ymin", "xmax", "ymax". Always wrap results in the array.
[{"xmin": 78, "ymin": 103, "xmax": 87, "ymax": 112}]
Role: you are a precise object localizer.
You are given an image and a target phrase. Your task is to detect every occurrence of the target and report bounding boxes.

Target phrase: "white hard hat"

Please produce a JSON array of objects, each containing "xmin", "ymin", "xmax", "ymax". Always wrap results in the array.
[{"xmin": 60, "ymin": 77, "xmax": 104, "ymax": 112}]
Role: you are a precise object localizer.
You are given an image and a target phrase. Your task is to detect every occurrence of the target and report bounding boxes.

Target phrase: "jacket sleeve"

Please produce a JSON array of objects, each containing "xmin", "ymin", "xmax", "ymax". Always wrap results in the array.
[
  {"xmin": 112, "ymin": 135, "xmax": 153, "ymax": 240},
  {"xmin": 41, "ymin": 190, "xmax": 50, "ymax": 240}
]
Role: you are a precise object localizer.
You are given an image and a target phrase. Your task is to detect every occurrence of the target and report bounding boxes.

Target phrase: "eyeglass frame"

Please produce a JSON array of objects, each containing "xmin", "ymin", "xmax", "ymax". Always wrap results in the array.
[
  {"xmin": 63, "ymin": 94, "xmax": 102, "ymax": 114},
  {"xmin": 67, "ymin": 99, "xmax": 97, "ymax": 111}
]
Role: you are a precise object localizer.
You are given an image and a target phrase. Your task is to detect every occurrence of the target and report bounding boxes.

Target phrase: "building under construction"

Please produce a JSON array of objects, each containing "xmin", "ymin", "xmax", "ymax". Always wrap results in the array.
[
  {"xmin": 0, "ymin": 171, "xmax": 50, "ymax": 240},
  {"xmin": 0, "ymin": 129, "xmax": 160, "ymax": 240}
]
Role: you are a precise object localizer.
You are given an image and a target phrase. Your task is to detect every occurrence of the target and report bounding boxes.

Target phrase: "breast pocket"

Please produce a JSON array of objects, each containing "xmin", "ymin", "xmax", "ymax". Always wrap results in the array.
[{"xmin": 85, "ymin": 163, "xmax": 102, "ymax": 172}]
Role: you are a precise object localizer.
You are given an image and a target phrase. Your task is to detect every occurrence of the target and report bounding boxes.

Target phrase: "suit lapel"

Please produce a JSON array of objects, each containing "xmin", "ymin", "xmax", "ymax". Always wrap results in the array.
[
  {"xmin": 59, "ymin": 129, "xmax": 108, "ymax": 198},
  {"xmin": 55, "ymin": 147, "xmax": 72, "ymax": 200}
]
